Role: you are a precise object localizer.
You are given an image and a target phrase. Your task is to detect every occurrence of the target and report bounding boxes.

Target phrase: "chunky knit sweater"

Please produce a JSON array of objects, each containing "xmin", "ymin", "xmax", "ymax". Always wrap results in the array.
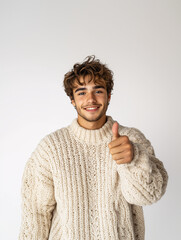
[{"xmin": 19, "ymin": 116, "xmax": 168, "ymax": 240}]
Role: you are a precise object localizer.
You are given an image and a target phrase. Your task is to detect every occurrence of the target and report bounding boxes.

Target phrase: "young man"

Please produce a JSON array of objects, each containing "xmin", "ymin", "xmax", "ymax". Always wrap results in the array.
[{"xmin": 19, "ymin": 56, "xmax": 168, "ymax": 240}]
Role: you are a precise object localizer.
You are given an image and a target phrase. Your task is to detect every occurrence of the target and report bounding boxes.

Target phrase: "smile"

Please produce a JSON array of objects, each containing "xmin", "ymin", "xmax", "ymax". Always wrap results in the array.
[{"xmin": 83, "ymin": 106, "xmax": 100, "ymax": 111}]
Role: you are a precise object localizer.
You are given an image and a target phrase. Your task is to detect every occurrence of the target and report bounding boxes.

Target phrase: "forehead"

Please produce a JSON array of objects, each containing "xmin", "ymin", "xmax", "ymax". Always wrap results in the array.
[{"xmin": 73, "ymin": 75, "xmax": 106, "ymax": 89}]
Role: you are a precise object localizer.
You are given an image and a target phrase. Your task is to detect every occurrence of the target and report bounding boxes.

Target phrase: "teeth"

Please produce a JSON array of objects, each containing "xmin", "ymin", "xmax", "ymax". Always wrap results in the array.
[{"xmin": 86, "ymin": 107, "xmax": 97, "ymax": 110}]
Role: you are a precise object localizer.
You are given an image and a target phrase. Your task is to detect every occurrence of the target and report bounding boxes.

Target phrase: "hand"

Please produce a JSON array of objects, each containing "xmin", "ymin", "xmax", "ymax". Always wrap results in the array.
[{"xmin": 108, "ymin": 122, "xmax": 134, "ymax": 164}]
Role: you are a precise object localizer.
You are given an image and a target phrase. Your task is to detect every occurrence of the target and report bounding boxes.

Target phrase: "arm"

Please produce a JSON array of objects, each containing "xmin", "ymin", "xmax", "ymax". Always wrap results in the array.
[
  {"xmin": 116, "ymin": 127, "xmax": 168, "ymax": 206},
  {"xmin": 19, "ymin": 137, "xmax": 56, "ymax": 240}
]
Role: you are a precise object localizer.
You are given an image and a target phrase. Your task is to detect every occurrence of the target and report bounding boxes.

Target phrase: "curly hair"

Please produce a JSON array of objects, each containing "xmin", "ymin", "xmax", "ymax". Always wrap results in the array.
[{"xmin": 63, "ymin": 55, "xmax": 114, "ymax": 100}]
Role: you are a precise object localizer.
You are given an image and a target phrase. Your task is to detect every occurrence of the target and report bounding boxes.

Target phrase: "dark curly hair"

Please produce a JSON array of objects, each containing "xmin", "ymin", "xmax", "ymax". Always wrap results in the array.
[{"xmin": 63, "ymin": 55, "xmax": 114, "ymax": 100}]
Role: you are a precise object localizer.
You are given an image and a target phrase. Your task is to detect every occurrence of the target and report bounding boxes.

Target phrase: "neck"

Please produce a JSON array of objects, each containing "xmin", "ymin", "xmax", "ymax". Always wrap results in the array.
[
  {"xmin": 77, "ymin": 115, "xmax": 107, "ymax": 130},
  {"xmin": 68, "ymin": 116, "xmax": 115, "ymax": 145}
]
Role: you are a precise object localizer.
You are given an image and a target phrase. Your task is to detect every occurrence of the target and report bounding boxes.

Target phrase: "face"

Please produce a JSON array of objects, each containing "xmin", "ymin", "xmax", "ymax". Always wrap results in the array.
[{"xmin": 71, "ymin": 75, "xmax": 111, "ymax": 129}]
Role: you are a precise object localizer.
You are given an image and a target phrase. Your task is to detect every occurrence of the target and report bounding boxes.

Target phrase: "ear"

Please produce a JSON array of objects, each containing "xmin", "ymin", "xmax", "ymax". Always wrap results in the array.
[
  {"xmin": 108, "ymin": 93, "xmax": 111, "ymax": 102},
  {"xmin": 71, "ymin": 99, "xmax": 75, "ymax": 107}
]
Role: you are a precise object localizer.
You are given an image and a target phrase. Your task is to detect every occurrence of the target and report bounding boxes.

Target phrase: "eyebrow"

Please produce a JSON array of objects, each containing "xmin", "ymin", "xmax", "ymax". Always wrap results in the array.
[{"xmin": 74, "ymin": 85, "xmax": 105, "ymax": 93}]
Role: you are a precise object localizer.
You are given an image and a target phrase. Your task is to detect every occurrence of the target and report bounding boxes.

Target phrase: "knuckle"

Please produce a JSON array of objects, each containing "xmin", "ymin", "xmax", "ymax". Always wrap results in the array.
[
  {"xmin": 125, "ymin": 143, "xmax": 130, "ymax": 149},
  {"xmin": 122, "ymin": 135, "xmax": 129, "ymax": 141},
  {"xmin": 126, "ymin": 155, "xmax": 132, "ymax": 162},
  {"xmin": 110, "ymin": 149, "xmax": 114, "ymax": 154},
  {"xmin": 127, "ymin": 158, "xmax": 132, "ymax": 163},
  {"xmin": 127, "ymin": 150, "xmax": 131, "ymax": 156}
]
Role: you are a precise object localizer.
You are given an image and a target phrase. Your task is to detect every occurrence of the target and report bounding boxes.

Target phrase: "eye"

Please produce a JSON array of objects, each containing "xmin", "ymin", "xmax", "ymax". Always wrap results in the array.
[
  {"xmin": 78, "ymin": 92, "xmax": 86, "ymax": 96},
  {"xmin": 96, "ymin": 90, "xmax": 103, "ymax": 94}
]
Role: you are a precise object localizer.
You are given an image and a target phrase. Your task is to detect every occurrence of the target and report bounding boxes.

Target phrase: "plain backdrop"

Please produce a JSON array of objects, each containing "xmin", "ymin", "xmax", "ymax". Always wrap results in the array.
[{"xmin": 1, "ymin": 0, "xmax": 181, "ymax": 239}]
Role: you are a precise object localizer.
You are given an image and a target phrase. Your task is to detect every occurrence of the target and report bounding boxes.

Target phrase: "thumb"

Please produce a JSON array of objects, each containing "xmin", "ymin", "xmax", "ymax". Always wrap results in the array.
[{"xmin": 112, "ymin": 122, "xmax": 120, "ymax": 140}]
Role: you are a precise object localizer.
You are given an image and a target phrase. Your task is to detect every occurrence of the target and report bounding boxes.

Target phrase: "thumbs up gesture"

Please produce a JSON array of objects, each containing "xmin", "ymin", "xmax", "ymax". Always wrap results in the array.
[{"xmin": 108, "ymin": 122, "xmax": 134, "ymax": 164}]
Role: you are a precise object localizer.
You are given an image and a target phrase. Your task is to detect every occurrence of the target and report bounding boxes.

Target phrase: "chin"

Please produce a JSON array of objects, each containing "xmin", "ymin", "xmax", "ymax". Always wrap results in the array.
[{"xmin": 82, "ymin": 113, "xmax": 106, "ymax": 122}]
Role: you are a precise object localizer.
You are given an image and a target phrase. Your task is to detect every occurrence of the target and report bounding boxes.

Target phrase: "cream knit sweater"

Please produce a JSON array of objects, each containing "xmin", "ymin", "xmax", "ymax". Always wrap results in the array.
[{"xmin": 19, "ymin": 116, "xmax": 168, "ymax": 240}]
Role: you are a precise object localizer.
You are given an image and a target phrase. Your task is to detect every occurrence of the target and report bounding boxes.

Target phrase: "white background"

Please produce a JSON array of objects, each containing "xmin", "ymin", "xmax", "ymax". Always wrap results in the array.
[{"xmin": 1, "ymin": 0, "xmax": 180, "ymax": 239}]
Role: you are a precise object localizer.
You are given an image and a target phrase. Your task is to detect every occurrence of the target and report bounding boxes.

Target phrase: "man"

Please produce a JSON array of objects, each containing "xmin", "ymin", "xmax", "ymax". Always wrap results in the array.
[{"xmin": 19, "ymin": 56, "xmax": 168, "ymax": 240}]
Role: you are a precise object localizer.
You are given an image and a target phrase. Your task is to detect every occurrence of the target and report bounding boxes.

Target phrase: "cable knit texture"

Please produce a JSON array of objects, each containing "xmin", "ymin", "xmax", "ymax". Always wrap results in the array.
[{"xmin": 19, "ymin": 116, "xmax": 168, "ymax": 240}]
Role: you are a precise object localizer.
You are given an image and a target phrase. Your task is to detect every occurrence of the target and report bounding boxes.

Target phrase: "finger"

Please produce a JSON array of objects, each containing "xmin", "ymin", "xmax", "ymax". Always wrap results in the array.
[
  {"xmin": 112, "ymin": 150, "xmax": 132, "ymax": 161},
  {"xmin": 112, "ymin": 122, "xmax": 120, "ymax": 140},
  {"xmin": 109, "ymin": 136, "xmax": 130, "ymax": 149},
  {"xmin": 116, "ymin": 157, "xmax": 132, "ymax": 164},
  {"xmin": 109, "ymin": 145, "xmax": 126, "ymax": 155}
]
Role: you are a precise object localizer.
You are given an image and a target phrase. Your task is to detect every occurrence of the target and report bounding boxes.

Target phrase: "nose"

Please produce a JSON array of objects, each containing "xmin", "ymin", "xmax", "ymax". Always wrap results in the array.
[{"xmin": 86, "ymin": 92, "xmax": 97, "ymax": 104}]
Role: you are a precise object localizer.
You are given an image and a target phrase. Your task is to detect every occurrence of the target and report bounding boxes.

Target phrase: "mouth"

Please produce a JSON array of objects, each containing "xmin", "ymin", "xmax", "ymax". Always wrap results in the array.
[{"xmin": 83, "ymin": 105, "xmax": 101, "ymax": 112}]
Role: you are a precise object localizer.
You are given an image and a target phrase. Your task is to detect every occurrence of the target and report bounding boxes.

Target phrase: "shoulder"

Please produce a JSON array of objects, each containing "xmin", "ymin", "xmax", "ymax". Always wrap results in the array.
[
  {"xmin": 118, "ymin": 124, "xmax": 155, "ymax": 155},
  {"xmin": 40, "ymin": 126, "xmax": 70, "ymax": 147},
  {"xmin": 118, "ymin": 124, "xmax": 144, "ymax": 138},
  {"xmin": 110, "ymin": 116, "xmax": 148, "ymax": 141},
  {"xmin": 119, "ymin": 126, "xmax": 147, "ymax": 142},
  {"xmin": 25, "ymin": 127, "xmax": 69, "ymax": 167}
]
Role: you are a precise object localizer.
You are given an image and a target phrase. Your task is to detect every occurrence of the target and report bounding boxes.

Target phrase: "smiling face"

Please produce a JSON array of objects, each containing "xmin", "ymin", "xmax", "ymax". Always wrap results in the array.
[{"xmin": 71, "ymin": 75, "xmax": 111, "ymax": 130}]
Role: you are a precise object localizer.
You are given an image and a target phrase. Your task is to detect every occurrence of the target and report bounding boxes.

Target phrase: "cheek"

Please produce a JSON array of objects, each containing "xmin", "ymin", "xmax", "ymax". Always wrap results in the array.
[
  {"xmin": 74, "ymin": 97, "xmax": 84, "ymax": 107},
  {"xmin": 100, "ymin": 95, "xmax": 108, "ymax": 103}
]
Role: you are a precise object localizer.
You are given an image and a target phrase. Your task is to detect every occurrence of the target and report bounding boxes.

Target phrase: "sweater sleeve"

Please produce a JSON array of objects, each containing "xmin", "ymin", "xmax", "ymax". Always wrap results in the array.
[
  {"xmin": 116, "ymin": 127, "xmax": 168, "ymax": 206},
  {"xmin": 19, "ymin": 137, "xmax": 56, "ymax": 240}
]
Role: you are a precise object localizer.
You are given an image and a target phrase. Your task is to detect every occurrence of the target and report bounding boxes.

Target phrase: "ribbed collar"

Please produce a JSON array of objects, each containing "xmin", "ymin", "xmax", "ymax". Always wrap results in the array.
[{"xmin": 68, "ymin": 116, "xmax": 115, "ymax": 145}]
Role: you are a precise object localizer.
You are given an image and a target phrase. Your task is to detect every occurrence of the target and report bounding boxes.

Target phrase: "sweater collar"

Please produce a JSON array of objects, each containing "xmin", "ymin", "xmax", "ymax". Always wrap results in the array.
[{"xmin": 68, "ymin": 116, "xmax": 115, "ymax": 145}]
